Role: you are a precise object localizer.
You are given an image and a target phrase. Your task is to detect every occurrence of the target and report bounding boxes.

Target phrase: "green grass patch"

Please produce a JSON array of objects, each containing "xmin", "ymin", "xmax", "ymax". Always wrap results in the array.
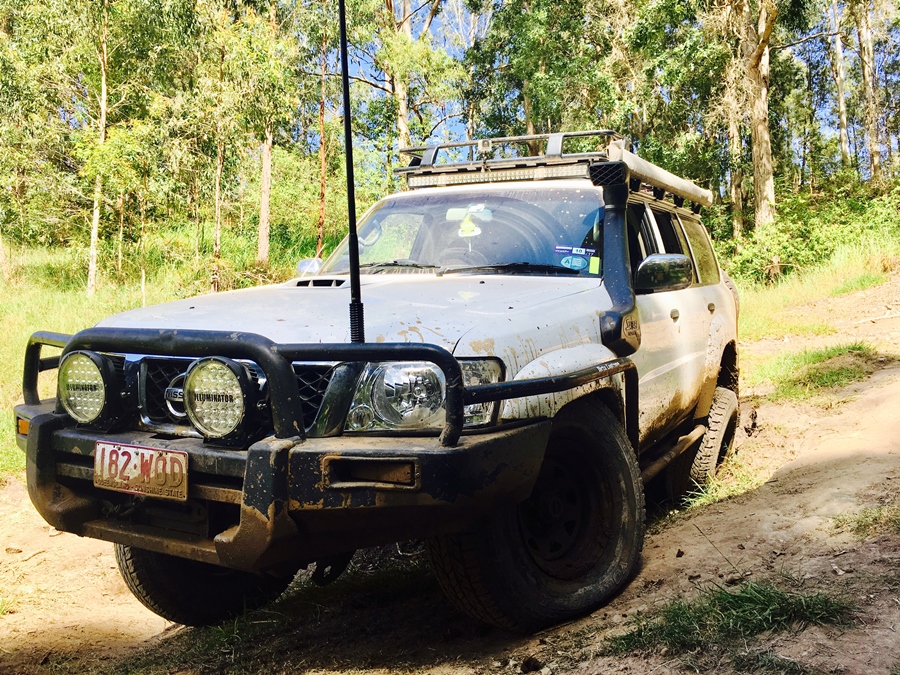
[
  {"xmin": 833, "ymin": 506, "xmax": 900, "ymax": 538},
  {"xmin": 604, "ymin": 582, "xmax": 854, "ymax": 656},
  {"xmin": 736, "ymin": 240, "xmax": 898, "ymax": 341},
  {"xmin": 683, "ymin": 452, "xmax": 770, "ymax": 509},
  {"xmin": 745, "ymin": 342, "xmax": 876, "ymax": 401},
  {"xmin": 731, "ymin": 649, "xmax": 808, "ymax": 673},
  {"xmin": 0, "ymin": 595, "xmax": 11, "ymax": 617},
  {"xmin": 830, "ymin": 272, "xmax": 888, "ymax": 296}
]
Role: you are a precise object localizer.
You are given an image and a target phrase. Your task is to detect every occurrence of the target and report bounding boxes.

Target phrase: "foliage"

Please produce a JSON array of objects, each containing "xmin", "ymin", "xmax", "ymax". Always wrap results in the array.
[
  {"xmin": 746, "ymin": 342, "xmax": 880, "ymax": 401},
  {"xmin": 833, "ymin": 506, "xmax": 900, "ymax": 538},
  {"xmin": 604, "ymin": 582, "xmax": 854, "ymax": 655}
]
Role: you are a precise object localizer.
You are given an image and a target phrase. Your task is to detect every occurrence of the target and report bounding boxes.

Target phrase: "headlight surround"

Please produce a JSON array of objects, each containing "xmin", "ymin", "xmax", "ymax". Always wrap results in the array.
[
  {"xmin": 57, "ymin": 351, "xmax": 116, "ymax": 424},
  {"xmin": 460, "ymin": 359, "xmax": 504, "ymax": 426},
  {"xmin": 183, "ymin": 357, "xmax": 250, "ymax": 439},
  {"xmin": 345, "ymin": 358, "xmax": 503, "ymax": 432}
]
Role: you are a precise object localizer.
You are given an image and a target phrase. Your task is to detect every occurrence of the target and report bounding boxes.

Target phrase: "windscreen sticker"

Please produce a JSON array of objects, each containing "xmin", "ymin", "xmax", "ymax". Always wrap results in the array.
[
  {"xmin": 589, "ymin": 257, "xmax": 601, "ymax": 274},
  {"xmin": 555, "ymin": 246, "xmax": 595, "ymax": 256},
  {"xmin": 560, "ymin": 255, "xmax": 588, "ymax": 271}
]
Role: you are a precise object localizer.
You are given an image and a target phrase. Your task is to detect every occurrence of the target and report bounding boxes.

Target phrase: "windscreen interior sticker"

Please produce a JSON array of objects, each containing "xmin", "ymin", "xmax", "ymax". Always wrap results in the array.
[
  {"xmin": 560, "ymin": 255, "xmax": 588, "ymax": 271},
  {"xmin": 555, "ymin": 246, "xmax": 595, "ymax": 256}
]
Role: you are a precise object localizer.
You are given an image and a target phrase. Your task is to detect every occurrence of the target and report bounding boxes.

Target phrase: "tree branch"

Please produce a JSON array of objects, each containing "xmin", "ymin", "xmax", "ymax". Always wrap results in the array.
[
  {"xmin": 771, "ymin": 31, "xmax": 840, "ymax": 51},
  {"xmin": 750, "ymin": 5, "xmax": 778, "ymax": 70},
  {"xmin": 421, "ymin": 0, "xmax": 441, "ymax": 37}
]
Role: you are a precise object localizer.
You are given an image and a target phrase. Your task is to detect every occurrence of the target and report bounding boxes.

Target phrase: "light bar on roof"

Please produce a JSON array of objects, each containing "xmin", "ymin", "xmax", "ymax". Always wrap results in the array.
[{"xmin": 406, "ymin": 163, "xmax": 589, "ymax": 188}]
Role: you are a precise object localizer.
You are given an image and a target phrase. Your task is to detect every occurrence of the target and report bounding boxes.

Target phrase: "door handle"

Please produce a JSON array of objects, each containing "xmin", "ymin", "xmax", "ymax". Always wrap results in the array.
[
  {"xmin": 708, "ymin": 302, "xmax": 716, "ymax": 313},
  {"xmin": 670, "ymin": 309, "xmax": 680, "ymax": 322}
]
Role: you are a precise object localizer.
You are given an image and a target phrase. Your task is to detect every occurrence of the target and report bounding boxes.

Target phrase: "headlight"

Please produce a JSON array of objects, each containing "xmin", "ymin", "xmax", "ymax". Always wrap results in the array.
[
  {"xmin": 345, "ymin": 359, "xmax": 503, "ymax": 432},
  {"xmin": 183, "ymin": 358, "xmax": 248, "ymax": 439},
  {"xmin": 58, "ymin": 351, "xmax": 112, "ymax": 424}
]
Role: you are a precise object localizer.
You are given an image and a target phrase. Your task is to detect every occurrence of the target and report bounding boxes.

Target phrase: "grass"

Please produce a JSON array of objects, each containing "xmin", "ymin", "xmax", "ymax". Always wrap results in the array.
[
  {"xmin": 684, "ymin": 451, "xmax": 770, "ymax": 509},
  {"xmin": 0, "ymin": 248, "xmax": 182, "ymax": 477},
  {"xmin": 830, "ymin": 272, "xmax": 888, "ymax": 296},
  {"xmin": 833, "ymin": 506, "xmax": 900, "ymax": 538},
  {"xmin": 744, "ymin": 342, "xmax": 876, "ymax": 401},
  {"xmin": 604, "ymin": 582, "xmax": 854, "ymax": 656},
  {"xmin": 737, "ymin": 241, "xmax": 898, "ymax": 341},
  {"xmin": 0, "ymin": 595, "xmax": 11, "ymax": 617}
]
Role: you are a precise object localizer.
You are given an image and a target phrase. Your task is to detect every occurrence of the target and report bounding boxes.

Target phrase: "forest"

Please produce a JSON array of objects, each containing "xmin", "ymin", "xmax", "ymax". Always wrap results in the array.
[{"xmin": 1, "ymin": 0, "xmax": 899, "ymax": 295}]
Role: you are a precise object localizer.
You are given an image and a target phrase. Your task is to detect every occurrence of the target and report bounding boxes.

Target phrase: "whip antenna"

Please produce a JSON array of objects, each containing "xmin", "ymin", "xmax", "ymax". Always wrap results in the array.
[{"xmin": 338, "ymin": 0, "xmax": 364, "ymax": 342}]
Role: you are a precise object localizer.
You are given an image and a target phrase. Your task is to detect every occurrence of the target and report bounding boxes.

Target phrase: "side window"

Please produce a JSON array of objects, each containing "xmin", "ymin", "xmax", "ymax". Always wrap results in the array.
[
  {"xmin": 626, "ymin": 204, "xmax": 658, "ymax": 275},
  {"xmin": 652, "ymin": 209, "xmax": 683, "ymax": 254},
  {"xmin": 653, "ymin": 208, "xmax": 698, "ymax": 283},
  {"xmin": 678, "ymin": 215, "xmax": 720, "ymax": 285}
]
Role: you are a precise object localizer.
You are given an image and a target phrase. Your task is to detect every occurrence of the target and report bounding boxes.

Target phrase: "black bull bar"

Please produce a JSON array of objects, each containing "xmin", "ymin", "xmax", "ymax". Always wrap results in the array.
[{"xmin": 24, "ymin": 327, "xmax": 638, "ymax": 448}]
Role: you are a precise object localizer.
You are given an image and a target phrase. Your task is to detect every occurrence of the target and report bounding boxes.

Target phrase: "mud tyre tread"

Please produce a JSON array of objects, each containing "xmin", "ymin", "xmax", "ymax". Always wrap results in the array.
[
  {"xmin": 115, "ymin": 544, "xmax": 290, "ymax": 626},
  {"xmin": 427, "ymin": 399, "xmax": 645, "ymax": 632},
  {"xmin": 667, "ymin": 386, "xmax": 739, "ymax": 501}
]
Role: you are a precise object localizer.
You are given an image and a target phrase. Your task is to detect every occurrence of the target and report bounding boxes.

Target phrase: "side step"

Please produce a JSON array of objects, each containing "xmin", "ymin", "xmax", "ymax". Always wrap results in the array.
[{"xmin": 639, "ymin": 425, "xmax": 706, "ymax": 485}]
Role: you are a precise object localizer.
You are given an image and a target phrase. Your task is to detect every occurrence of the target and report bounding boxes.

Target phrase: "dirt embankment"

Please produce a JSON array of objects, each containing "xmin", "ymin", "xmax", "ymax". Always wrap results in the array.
[{"xmin": 2, "ymin": 276, "xmax": 900, "ymax": 675}]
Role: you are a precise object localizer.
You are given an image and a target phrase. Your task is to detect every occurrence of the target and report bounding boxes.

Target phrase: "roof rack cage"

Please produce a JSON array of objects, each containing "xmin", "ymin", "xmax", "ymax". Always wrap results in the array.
[
  {"xmin": 396, "ymin": 130, "xmax": 713, "ymax": 209},
  {"xmin": 398, "ymin": 129, "xmax": 622, "ymax": 173}
]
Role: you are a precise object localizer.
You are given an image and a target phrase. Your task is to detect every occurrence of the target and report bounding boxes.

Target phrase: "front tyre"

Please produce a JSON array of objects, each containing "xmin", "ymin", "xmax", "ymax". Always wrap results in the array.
[
  {"xmin": 115, "ymin": 544, "xmax": 291, "ymax": 626},
  {"xmin": 427, "ymin": 399, "xmax": 645, "ymax": 631}
]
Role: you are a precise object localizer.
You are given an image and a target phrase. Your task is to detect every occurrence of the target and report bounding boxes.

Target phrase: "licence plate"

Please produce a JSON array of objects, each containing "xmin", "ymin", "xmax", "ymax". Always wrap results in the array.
[{"xmin": 93, "ymin": 442, "xmax": 188, "ymax": 502}]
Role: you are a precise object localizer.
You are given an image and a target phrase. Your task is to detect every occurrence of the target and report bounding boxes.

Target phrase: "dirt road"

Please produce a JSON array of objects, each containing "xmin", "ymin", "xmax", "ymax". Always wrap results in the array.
[{"xmin": 2, "ymin": 276, "xmax": 899, "ymax": 674}]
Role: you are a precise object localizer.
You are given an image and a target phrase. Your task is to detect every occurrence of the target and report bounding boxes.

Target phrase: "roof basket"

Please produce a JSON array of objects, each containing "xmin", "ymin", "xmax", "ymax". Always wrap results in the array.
[{"xmin": 396, "ymin": 130, "xmax": 713, "ymax": 209}]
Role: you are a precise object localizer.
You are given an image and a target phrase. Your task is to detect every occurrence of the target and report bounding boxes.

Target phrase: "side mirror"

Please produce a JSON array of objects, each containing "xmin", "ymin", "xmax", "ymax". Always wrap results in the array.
[
  {"xmin": 296, "ymin": 258, "xmax": 323, "ymax": 277},
  {"xmin": 634, "ymin": 254, "xmax": 693, "ymax": 294}
]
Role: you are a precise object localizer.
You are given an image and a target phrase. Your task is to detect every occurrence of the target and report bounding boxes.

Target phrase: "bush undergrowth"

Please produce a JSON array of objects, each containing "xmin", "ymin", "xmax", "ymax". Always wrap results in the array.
[{"xmin": 604, "ymin": 582, "xmax": 854, "ymax": 655}]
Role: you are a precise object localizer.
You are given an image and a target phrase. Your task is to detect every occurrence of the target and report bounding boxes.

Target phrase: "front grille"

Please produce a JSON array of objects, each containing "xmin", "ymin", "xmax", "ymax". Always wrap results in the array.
[
  {"xmin": 141, "ymin": 357, "xmax": 193, "ymax": 423},
  {"xmin": 138, "ymin": 357, "xmax": 336, "ymax": 430},
  {"xmin": 294, "ymin": 364, "xmax": 336, "ymax": 427}
]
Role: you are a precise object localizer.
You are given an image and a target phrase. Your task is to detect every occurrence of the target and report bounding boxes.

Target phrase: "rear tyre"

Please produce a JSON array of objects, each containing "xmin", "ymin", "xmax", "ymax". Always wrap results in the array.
[
  {"xmin": 115, "ymin": 544, "xmax": 291, "ymax": 626},
  {"xmin": 427, "ymin": 399, "xmax": 645, "ymax": 631},
  {"xmin": 667, "ymin": 386, "xmax": 739, "ymax": 501}
]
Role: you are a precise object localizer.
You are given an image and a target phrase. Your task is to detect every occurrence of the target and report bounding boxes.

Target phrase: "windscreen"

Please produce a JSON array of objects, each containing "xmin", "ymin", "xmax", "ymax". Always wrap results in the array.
[{"xmin": 319, "ymin": 187, "xmax": 604, "ymax": 277}]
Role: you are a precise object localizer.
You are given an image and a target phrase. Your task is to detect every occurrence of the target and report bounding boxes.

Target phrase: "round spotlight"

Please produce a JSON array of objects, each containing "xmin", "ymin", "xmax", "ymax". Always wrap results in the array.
[
  {"xmin": 57, "ymin": 351, "xmax": 114, "ymax": 424},
  {"xmin": 183, "ymin": 358, "xmax": 248, "ymax": 439}
]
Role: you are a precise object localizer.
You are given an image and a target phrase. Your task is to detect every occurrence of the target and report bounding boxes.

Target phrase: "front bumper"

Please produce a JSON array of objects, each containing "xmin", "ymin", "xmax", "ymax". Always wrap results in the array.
[{"xmin": 17, "ymin": 401, "xmax": 551, "ymax": 573}]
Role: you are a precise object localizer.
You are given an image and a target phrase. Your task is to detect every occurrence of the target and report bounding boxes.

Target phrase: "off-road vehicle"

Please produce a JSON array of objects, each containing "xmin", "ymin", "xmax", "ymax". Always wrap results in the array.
[{"xmin": 14, "ymin": 130, "xmax": 738, "ymax": 631}]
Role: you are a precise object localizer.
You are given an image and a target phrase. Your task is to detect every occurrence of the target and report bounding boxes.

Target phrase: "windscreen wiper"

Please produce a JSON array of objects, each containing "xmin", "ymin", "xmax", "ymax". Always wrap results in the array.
[
  {"xmin": 438, "ymin": 262, "xmax": 581, "ymax": 276},
  {"xmin": 358, "ymin": 260, "xmax": 441, "ymax": 272}
]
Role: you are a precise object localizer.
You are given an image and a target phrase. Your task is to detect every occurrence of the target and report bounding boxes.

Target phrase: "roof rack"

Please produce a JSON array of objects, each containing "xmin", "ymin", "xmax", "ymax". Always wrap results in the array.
[{"xmin": 396, "ymin": 130, "xmax": 713, "ymax": 209}]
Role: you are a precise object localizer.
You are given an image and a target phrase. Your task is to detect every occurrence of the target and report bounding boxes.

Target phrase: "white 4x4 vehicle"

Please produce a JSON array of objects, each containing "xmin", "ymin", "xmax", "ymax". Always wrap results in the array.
[{"xmin": 15, "ymin": 131, "xmax": 738, "ymax": 631}]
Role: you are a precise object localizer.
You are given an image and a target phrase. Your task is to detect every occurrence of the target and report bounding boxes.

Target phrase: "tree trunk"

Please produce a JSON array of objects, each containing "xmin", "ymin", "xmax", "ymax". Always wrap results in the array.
[
  {"xmin": 212, "ymin": 45, "xmax": 225, "ymax": 293},
  {"xmin": 116, "ymin": 192, "xmax": 124, "ymax": 275},
  {"xmin": 393, "ymin": 0, "xmax": 413, "ymax": 149},
  {"xmin": 728, "ymin": 115, "xmax": 744, "ymax": 239},
  {"xmin": 745, "ymin": 0, "xmax": 777, "ymax": 229},
  {"xmin": 852, "ymin": 0, "xmax": 881, "ymax": 180},
  {"xmin": 212, "ymin": 135, "xmax": 224, "ymax": 292},
  {"xmin": 0, "ymin": 225, "xmax": 10, "ymax": 282},
  {"xmin": 317, "ymin": 23, "xmax": 328, "ymax": 258},
  {"xmin": 257, "ymin": 125, "xmax": 273, "ymax": 264},
  {"xmin": 830, "ymin": 1, "xmax": 851, "ymax": 167},
  {"xmin": 87, "ymin": 0, "xmax": 110, "ymax": 296},
  {"xmin": 523, "ymin": 83, "xmax": 539, "ymax": 155}
]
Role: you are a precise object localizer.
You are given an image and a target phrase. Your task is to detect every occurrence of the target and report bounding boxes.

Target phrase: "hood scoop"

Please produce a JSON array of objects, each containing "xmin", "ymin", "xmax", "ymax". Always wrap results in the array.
[{"xmin": 295, "ymin": 278, "xmax": 347, "ymax": 288}]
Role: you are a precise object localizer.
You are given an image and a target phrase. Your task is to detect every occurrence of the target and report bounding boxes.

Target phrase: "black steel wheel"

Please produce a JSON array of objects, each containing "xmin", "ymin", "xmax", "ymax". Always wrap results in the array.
[
  {"xmin": 427, "ymin": 398, "xmax": 645, "ymax": 631},
  {"xmin": 115, "ymin": 544, "xmax": 291, "ymax": 626}
]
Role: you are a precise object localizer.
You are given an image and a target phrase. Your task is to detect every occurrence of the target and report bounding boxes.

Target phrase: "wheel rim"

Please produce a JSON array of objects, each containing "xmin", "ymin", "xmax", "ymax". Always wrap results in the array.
[{"xmin": 517, "ymin": 447, "xmax": 615, "ymax": 580}]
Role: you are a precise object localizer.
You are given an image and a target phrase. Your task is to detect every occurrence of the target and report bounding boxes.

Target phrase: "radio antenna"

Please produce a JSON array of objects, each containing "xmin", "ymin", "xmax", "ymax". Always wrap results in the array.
[{"xmin": 338, "ymin": 0, "xmax": 364, "ymax": 343}]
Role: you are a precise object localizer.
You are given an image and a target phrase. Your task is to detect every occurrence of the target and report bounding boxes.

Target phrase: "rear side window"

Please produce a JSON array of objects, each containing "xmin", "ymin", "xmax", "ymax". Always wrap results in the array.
[
  {"xmin": 652, "ymin": 209, "xmax": 685, "ymax": 255},
  {"xmin": 678, "ymin": 215, "xmax": 720, "ymax": 285}
]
